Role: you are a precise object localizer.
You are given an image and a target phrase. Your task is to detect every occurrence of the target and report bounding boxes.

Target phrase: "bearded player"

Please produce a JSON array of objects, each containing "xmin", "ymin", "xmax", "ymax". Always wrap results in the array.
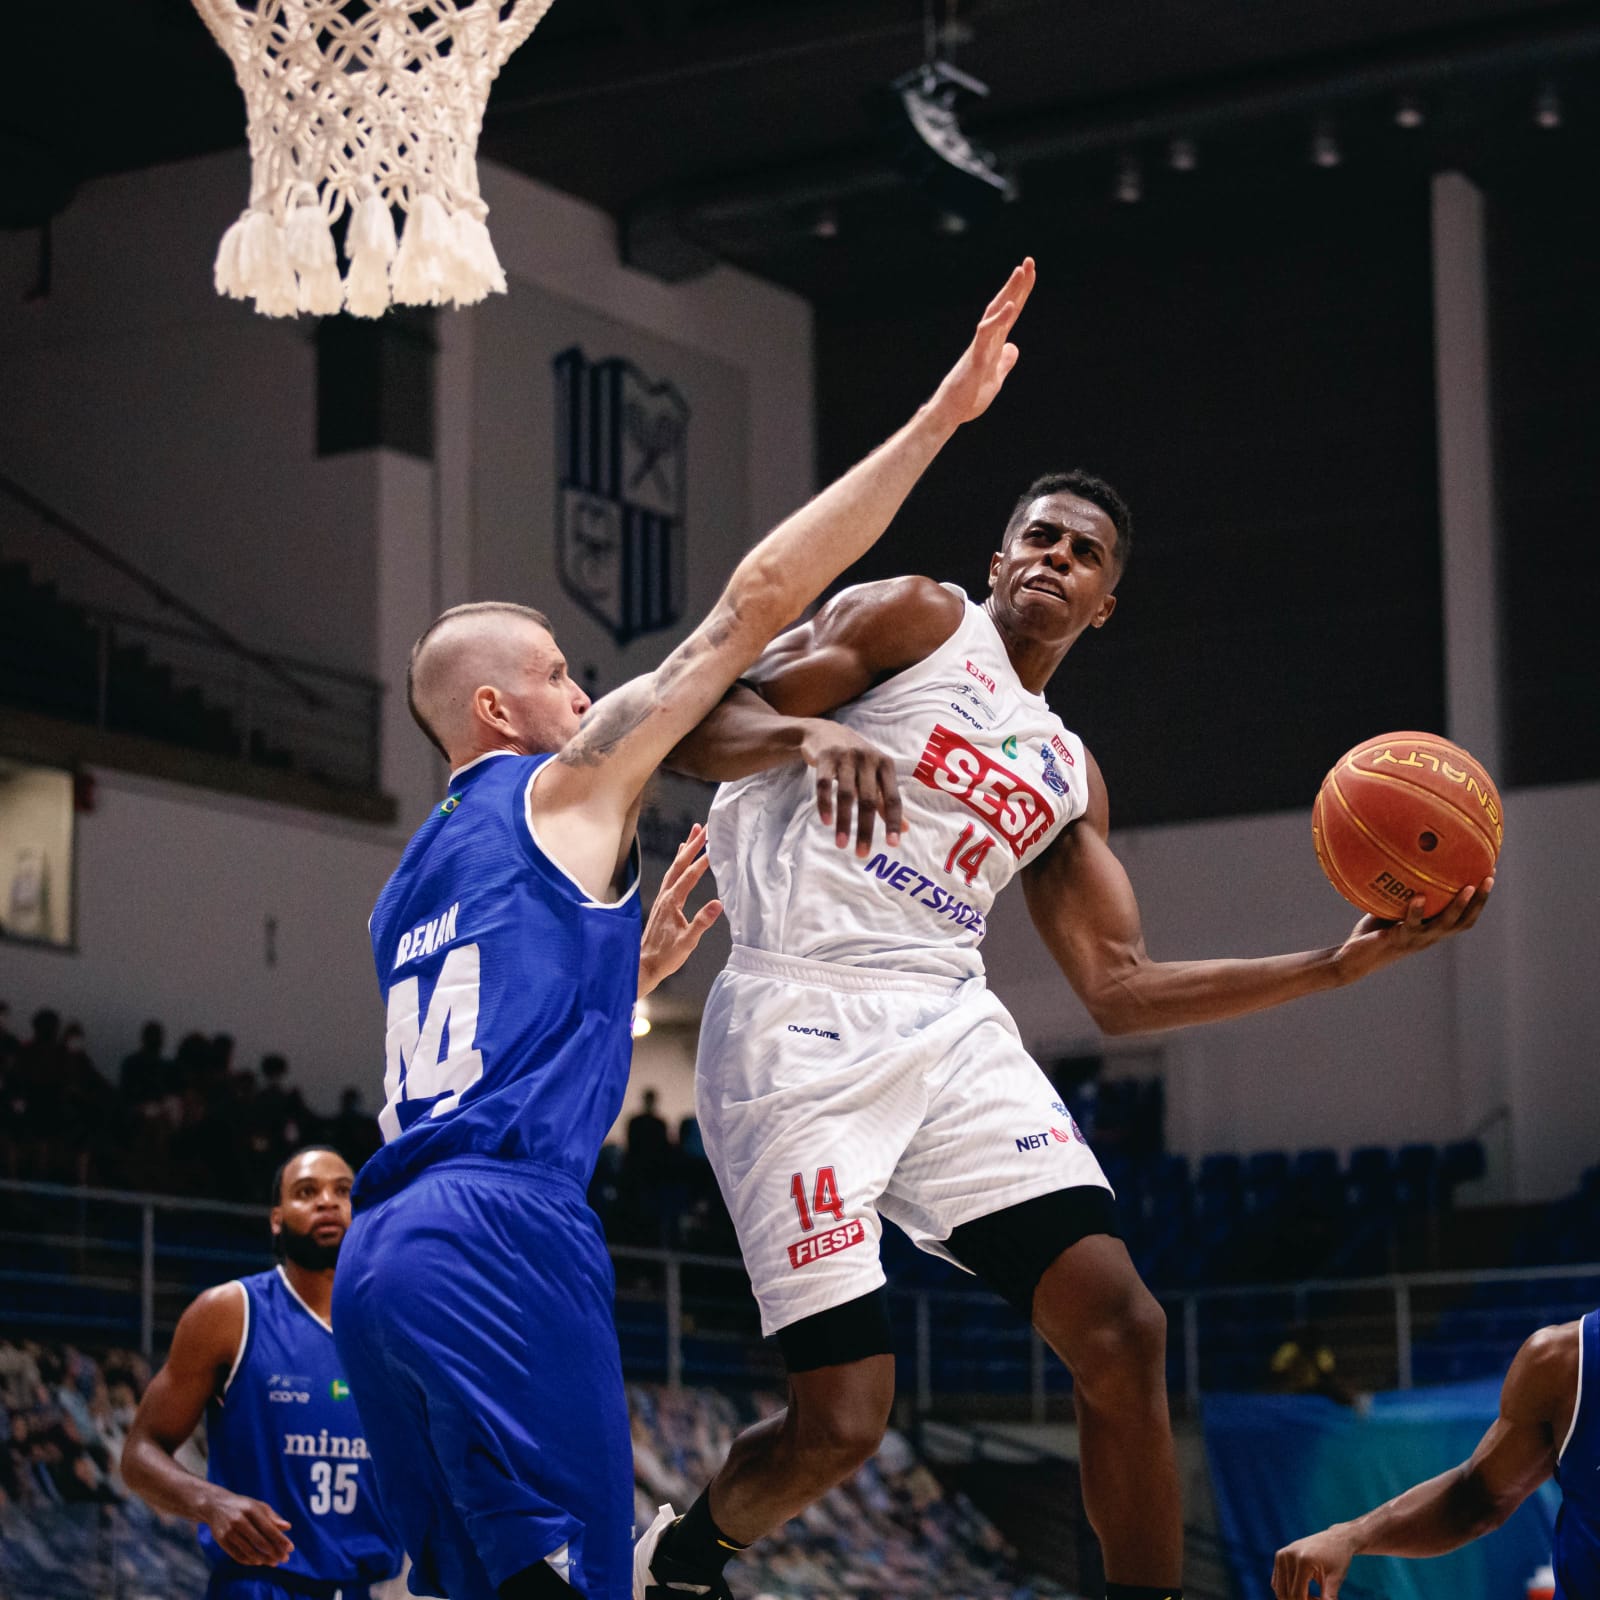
[
  {"xmin": 122, "ymin": 1147, "xmax": 404, "ymax": 1599},
  {"xmin": 330, "ymin": 264, "xmax": 1039, "ymax": 1600},
  {"xmin": 653, "ymin": 474, "xmax": 1494, "ymax": 1600}
]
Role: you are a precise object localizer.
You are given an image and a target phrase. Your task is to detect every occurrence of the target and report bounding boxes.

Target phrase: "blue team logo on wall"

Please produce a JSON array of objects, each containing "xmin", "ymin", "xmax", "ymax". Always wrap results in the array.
[{"xmin": 552, "ymin": 346, "xmax": 690, "ymax": 646}]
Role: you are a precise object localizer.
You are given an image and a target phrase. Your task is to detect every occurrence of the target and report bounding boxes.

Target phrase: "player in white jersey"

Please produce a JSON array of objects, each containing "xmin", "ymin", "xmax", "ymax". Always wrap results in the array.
[{"xmin": 643, "ymin": 476, "xmax": 1493, "ymax": 1600}]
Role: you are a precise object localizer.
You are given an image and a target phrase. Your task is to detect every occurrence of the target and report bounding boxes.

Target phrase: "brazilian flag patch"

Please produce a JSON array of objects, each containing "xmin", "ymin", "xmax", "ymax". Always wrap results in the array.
[
  {"xmin": 330, "ymin": 1379, "xmax": 351, "ymax": 1401},
  {"xmin": 439, "ymin": 793, "xmax": 463, "ymax": 817}
]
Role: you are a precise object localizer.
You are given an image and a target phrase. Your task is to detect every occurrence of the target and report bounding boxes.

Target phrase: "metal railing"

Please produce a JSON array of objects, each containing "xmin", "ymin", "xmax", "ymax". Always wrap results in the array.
[
  {"xmin": 2, "ymin": 1180, "xmax": 1594, "ymax": 1416},
  {"xmin": 0, "ymin": 471, "xmax": 384, "ymax": 794}
]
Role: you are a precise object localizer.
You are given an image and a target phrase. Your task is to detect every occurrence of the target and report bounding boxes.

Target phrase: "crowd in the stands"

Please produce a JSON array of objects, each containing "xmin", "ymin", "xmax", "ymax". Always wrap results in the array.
[
  {"xmin": 0, "ymin": 1338, "xmax": 1065, "ymax": 1600},
  {"xmin": 0, "ymin": 1000, "xmax": 382, "ymax": 1203}
]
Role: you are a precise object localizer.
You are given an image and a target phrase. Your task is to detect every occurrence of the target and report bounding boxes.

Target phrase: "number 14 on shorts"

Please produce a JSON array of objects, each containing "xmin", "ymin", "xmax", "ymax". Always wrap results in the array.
[{"xmin": 790, "ymin": 1167, "xmax": 845, "ymax": 1232}]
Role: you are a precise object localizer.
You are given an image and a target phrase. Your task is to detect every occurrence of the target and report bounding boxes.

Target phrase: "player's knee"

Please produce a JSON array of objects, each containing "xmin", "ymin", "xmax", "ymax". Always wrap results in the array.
[
  {"xmin": 793, "ymin": 1397, "xmax": 888, "ymax": 1480},
  {"xmin": 1075, "ymin": 1288, "xmax": 1167, "ymax": 1392}
]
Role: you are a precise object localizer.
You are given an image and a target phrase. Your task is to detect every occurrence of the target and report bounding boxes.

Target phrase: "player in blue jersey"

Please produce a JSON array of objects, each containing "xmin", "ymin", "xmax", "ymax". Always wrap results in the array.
[
  {"xmin": 121, "ymin": 1146, "xmax": 404, "ymax": 1600},
  {"xmin": 329, "ymin": 261, "xmax": 1040, "ymax": 1600},
  {"xmin": 1272, "ymin": 1310, "xmax": 1599, "ymax": 1598}
]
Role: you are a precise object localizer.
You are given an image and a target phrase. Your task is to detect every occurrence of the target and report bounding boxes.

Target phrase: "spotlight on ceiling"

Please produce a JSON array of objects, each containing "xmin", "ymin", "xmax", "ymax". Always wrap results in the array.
[
  {"xmin": 1168, "ymin": 137, "xmax": 1198, "ymax": 172},
  {"xmin": 1394, "ymin": 96, "xmax": 1425, "ymax": 130},
  {"xmin": 1114, "ymin": 154, "xmax": 1143, "ymax": 204},
  {"xmin": 1311, "ymin": 123, "xmax": 1342, "ymax": 169},
  {"xmin": 1535, "ymin": 84, "xmax": 1563, "ymax": 130},
  {"xmin": 887, "ymin": 60, "xmax": 1018, "ymax": 223},
  {"xmin": 935, "ymin": 210, "xmax": 970, "ymax": 235},
  {"xmin": 811, "ymin": 207, "xmax": 840, "ymax": 240}
]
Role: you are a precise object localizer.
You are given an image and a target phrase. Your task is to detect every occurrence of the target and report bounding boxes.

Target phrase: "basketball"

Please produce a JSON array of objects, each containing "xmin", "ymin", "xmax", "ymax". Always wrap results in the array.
[{"xmin": 1312, "ymin": 731, "xmax": 1503, "ymax": 920}]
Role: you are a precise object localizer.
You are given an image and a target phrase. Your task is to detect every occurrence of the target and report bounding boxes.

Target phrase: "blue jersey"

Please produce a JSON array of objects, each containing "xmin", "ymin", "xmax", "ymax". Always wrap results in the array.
[
  {"xmin": 354, "ymin": 750, "xmax": 642, "ymax": 1207},
  {"xmin": 201, "ymin": 1268, "xmax": 400, "ymax": 1586},
  {"xmin": 1553, "ymin": 1309, "xmax": 1600, "ymax": 1600}
]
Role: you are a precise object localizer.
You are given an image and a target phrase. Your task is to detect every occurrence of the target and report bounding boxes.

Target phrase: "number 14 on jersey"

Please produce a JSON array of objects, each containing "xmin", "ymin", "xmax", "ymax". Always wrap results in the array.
[{"xmin": 943, "ymin": 823, "xmax": 996, "ymax": 886}]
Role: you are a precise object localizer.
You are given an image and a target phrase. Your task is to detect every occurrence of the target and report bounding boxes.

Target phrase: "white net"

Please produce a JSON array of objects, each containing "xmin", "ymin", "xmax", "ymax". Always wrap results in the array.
[{"xmin": 192, "ymin": 0, "xmax": 556, "ymax": 317}]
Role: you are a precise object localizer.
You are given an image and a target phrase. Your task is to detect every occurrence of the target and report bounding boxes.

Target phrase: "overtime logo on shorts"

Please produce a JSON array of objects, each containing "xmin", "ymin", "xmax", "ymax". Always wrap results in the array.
[
  {"xmin": 787, "ymin": 1219, "xmax": 866, "ymax": 1270},
  {"xmin": 913, "ymin": 724, "xmax": 1055, "ymax": 857},
  {"xmin": 552, "ymin": 346, "xmax": 690, "ymax": 646}
]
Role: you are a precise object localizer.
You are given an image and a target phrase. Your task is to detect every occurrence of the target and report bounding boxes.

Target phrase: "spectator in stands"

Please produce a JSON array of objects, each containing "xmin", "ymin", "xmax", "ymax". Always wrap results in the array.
[
  {"xmin": 627, "ymin": 1087, "xmax": 672, "ymax": 1184},
  {"xmin": 59, "ymin": 1023, "xmax": 115, "ymax": 1144},
  {"xmin": 1267, "ymin": 1323, "xmax": 1356, "ymax": 1407},
  {"xmin": 171, "ymin": 1032, "xmax": 214, "ymax": 1100},
  {"xmin": 119, "ymin": 1021, "xmax": 169, "ymax": 1108},
  {"xmin": 328, "ymin": 1086, "xmax": 382, "ymax": 1171},
  {"xmin": 253, "ymin": 1052, "xmax": 307, "ymax": 1155},
  {"xmin": 0, "ymin": 1000, "xmax": 17, "ymax": 1069}
]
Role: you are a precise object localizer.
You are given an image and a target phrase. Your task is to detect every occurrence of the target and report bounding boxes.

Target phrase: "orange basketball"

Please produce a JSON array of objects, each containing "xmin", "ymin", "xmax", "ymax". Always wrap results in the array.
[{"xmin": 1312, "ymin": 731, "xmax": 1503, "ymax": 919}]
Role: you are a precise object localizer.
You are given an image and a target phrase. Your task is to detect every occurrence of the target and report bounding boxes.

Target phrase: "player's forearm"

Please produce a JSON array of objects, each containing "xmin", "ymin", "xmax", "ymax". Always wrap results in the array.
[
  {"xmin": 667, "ymin": 690, "xmax": 819, "ymax": 782},
  {"xmin": 121, "ymin": 1433, "xmax": 220, "ymax": 1523},
  {"xmin": 1341, "ymin": 1466, "xmax": 1507, "ymax": 1557},
  {"xmin": 716, "ymin": 405, "xmax": 958, "ymax": 648},
  {"xmin": 1088, "ymin": 946, "xmax": 1345, "ymax": 1035}
]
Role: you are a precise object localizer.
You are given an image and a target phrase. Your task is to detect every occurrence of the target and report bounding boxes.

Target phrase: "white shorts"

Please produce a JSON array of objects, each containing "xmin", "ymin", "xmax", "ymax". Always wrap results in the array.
[{"xmin": 694, "ymin": 945, "xmax": 1112, "ymax": 1337}]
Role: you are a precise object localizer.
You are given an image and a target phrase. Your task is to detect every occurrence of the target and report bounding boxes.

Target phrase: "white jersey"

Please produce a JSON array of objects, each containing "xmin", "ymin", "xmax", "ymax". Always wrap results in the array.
[{"xmin": 707, "ymin": 587, "xmax": 1091, "ymax": 983}]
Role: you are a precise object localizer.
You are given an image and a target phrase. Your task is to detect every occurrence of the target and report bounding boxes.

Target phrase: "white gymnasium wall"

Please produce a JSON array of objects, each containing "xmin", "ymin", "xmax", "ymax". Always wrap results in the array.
[
  {"xmin": 0, "ymin": 152, "xmax": 379, "ymax": 677},
  {"xmin": 982, "ymin": 781, "xmax": 1599, "ymax": 1202},
  {"xmin": 0, "ymin": 770, "xmax": 396, "ymax": 1110}
]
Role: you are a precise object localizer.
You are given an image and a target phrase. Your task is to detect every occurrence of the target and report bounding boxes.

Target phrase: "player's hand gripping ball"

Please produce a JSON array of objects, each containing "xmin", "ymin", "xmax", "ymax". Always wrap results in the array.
[{"xmin": 1312, "ymin": 731, "xmax": 1503, "ymax": 919}]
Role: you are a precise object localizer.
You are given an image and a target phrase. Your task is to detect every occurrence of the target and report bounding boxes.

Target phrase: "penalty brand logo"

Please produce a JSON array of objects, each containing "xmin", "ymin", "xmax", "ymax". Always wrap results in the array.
[
  {"xmin": 787, "ymin": 1219, "xmax": 866, "ymax": 1270},
  {"xmin": 553, "ymin": 346, "xmax": 690, "ymax": 646}
]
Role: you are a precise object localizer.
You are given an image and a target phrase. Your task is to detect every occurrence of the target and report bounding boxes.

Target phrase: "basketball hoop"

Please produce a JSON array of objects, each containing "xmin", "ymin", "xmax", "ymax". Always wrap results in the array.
[{"xmin": 192, "ymin": 1, "xmax": 556, "ymax": 318}]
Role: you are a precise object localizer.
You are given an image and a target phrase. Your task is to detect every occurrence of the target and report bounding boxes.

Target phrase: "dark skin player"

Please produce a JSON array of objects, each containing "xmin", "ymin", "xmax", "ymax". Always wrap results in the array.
[
  {"xmin": 1273, "ymin": 1320, "xmax": 1579, "ymax": 1598},
  {"xmin": 670, "ymin": 485, "xmax": 1493, "ymax": 1593},
  {"xmin": 121, "ymin": 1148, "xmax": 354, "ymax": 1567}
]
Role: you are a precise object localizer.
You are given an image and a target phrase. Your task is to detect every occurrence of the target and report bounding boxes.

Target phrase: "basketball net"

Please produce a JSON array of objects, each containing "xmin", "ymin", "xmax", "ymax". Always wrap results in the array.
[{"xmin": 191, "ymin": 0, "xmax": 556, "ymax": 318}]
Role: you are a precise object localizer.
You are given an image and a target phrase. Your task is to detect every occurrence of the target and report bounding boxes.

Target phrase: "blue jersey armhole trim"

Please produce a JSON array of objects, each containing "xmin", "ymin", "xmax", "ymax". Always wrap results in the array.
[
  {"xmin": 519, "ymin": 762, "xmax": 642, "ymax": 913},
  {"xmin": 221, "ymin": 1279, "xmax": 253, "ymax": 1400},
  {"xmin": 1559, "ymin": 1311, "xmax": 1589, "ymax": 1465}
]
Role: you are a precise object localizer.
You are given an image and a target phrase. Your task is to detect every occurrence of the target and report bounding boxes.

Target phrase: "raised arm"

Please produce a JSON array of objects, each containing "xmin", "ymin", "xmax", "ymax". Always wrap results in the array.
[
  {"xmin": 1271, "ymin": 1322, "xmax": 1576, "ymax": 1599},
  {"xmin": 531, "ymin": 261, "xmax": 1035, "ymax": 897},
  {"xmin": 121, "ymin": 1284, "xmax": 295, "ymax": 1567},
  {"xmin": 1021, "ymin": 749, "xmax": 1492, "ymax": 1036},
  {"xmin": 667, "ymin": 574, "xmax": 964, "ymax": 852}
]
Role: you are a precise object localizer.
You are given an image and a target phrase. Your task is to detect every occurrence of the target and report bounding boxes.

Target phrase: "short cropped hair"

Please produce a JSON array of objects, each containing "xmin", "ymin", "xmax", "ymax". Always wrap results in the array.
[
  {"xmin": 406, "ymin": 601, "xmax": 554, "ymax": 757},
  {"xmin": 269, "ymin": 1145, "xmax": 344, "ymax": 1207},
  {"xmin": 1003, "ymin": 471, "xmax": 1133, "ymax": 575}
]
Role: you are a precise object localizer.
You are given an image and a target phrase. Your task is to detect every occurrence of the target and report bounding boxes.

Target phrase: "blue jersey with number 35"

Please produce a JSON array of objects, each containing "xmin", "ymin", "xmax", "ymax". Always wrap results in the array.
[
  {"xmin": 354, "ymin": 750, "xmax": 642, "ymax": 1209},
  {"xmin": 202, "ymin": 1268, "xmax": 400, "ymax": 1585}
]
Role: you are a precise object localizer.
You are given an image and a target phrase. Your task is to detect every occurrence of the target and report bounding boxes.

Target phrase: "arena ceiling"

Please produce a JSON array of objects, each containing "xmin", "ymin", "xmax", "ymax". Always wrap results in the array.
[{"xmin": 5, "ymin": 0, "xmax": 1597, "ymax": 301}]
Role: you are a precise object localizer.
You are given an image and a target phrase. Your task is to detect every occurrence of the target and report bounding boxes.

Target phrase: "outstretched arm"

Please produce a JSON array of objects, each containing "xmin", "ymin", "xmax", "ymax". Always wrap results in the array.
[
  {"xmin": 1271, "ymin": 1323, "xmax": 1576, "ymax": 1599},
  {"xmin": 121, "ymin": 1285, "xmax": 296, "ymax": 1566},
  {"xmin": 532, "ymin": 261, "xmax": 1036, "ymax": 900},
  {"xmin": 1022, "ymin": 749, "xmax": 1492, "ymax": 1036},
  {"xmin": 668, "ymin": 574, "xmax": 965, "ymax": 853}
]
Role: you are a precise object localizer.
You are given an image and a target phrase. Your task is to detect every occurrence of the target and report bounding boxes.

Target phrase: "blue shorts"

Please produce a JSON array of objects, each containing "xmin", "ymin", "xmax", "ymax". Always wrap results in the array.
[
  {"xmin": 332, "ymin": 1160, "xmax": 634, "ymax": 1600},
  {"xmin": 204, "ymin": 1572, "xmax": 371, "ymax": 1600}
]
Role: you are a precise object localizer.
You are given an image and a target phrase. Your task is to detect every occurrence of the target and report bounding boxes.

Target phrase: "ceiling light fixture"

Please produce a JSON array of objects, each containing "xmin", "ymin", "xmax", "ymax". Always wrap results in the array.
[
  {"xmin": 1311, "ymin": 123, "xmax": 1342, "ymax": 169},
  {"xmin": 1114, "ymin": 154, "xmax": 1143, "ymax": 203},
  {"xmin": 1168, "ymin": 137, "xmax": 1198, "ymax": 172}
]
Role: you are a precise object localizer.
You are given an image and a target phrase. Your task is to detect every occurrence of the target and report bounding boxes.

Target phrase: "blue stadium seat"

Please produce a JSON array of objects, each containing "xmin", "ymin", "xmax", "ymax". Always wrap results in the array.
[
  {"xmin": 1440, "ymin": 1138, "xmax": 1486, "ymax": 1190},
  {"xmin": 1396, "ymin": 1142, "xmax": 1441, "ymax": 1209}
]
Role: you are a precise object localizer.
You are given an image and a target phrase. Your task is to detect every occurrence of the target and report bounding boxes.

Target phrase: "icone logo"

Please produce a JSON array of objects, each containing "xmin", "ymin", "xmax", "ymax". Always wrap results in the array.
[
  {"xmin": 269, "ymin": 1388, "xmax": 311, "ymax": 1404},
  {"xmin": 787, "ymin": 1219, "xmax": 866, "ymax": 1269},
  {"xmin": 913, "ymin": 725, "xmax": 1055, "ymax": 857}
]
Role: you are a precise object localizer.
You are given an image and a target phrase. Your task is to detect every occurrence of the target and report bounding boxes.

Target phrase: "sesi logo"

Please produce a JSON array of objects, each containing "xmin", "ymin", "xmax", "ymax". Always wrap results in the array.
[{"xmin": 913, "ymin": 725, "xmax": 1055, "ymax": 857}]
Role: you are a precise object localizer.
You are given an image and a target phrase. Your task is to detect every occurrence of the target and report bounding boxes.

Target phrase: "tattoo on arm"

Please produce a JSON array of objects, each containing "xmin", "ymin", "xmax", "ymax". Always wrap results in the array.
[{"xmin": 558, "ymin": 681, "xmax": 658, "ymax": 769}]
